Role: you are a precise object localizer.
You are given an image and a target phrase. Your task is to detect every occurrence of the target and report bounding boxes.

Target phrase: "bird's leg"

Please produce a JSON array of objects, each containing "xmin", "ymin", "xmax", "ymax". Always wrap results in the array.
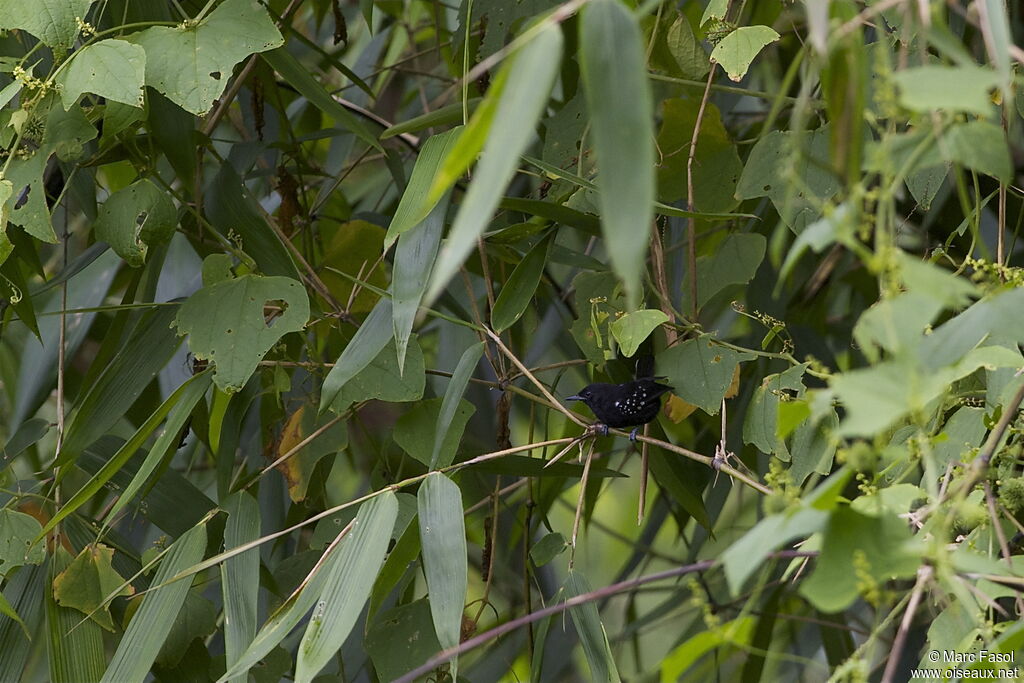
[
  {"xmin": 629, "ymin": 427, "xmax": 640, "ymax": 441},
  {"xmin": 590, "ymin": 423, "xmax": 608, "ymax": 437}
]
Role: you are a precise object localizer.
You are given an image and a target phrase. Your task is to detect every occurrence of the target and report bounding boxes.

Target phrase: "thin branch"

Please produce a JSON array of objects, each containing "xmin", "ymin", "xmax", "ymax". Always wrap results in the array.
[
  {"xmin": 394, "ymin": 551, "xmax": 818, "ymax": 683},
  {"xmin": 880, "ymin": 565, "xmax": 932, "ymax": 683},
  {"xmin": 686, "ymin": 66, "xmax": 717, "ymax": 318}
]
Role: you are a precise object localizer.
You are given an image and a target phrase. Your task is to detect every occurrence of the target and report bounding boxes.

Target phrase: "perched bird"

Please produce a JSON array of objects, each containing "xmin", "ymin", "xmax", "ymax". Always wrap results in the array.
[{"xmin": 567, "ymin": 379, "xmax": 673, "ymax": 440}]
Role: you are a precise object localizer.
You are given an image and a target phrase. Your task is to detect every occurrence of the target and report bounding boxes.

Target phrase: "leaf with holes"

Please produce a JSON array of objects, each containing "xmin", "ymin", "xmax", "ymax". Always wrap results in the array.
[
  {"xmin": 94, "ymin": 178, "xmax": 176, "ymax": 267},
  {"xmin": 128, "ymin": 0, "xmax": 283, "ymax": 115},
  {"xmin": 173, "ymin": 275, "xmax": 309, "ymax": 393}
]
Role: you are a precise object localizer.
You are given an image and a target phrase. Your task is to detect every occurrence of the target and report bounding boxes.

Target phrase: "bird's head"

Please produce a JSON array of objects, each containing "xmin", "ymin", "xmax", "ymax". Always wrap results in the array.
[{"xmin": 565, "ymin": 385, "xmax": 595, "ymax": 405}]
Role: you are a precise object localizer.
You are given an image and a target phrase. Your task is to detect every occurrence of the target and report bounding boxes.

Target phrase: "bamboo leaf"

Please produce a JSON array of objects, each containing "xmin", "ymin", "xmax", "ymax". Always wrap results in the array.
[
  {"xmin": 320, "ymin": 297, "xmax": 394, "ymax": 412},
  {"xmin": 100, "ymin": 523, "xmax": 207, "ymax": 683},
  {"xmin": 423, "ymin": 23, "xmax": 563, "ymax": 307},
  {"xmin": 417, "ymin": 473, "xmax": 468, "ymax": 676},
  {"xmin": 580, "ymin": 0, "xmax": 655, "ymax": 310},
  {"xmin": 221, "ymin": 492, "xmax": 261, "ymax": 683},
  {"xmin": 491, "ymin": 233, "xmax": 553, "ymax": 332},
  {"xmin": 294, "ymin": 492, "xmax": 398, "ymax": 683},
  {"xmin": 430, "ymin": 342, "xmax": 484, "ymax": 468}
]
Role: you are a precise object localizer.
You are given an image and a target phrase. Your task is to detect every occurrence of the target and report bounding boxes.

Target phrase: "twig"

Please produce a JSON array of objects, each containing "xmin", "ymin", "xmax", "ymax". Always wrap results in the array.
[
  {"xmin": 983, "ymin": 481, "xmax": 1024, "ymax": 615},
  {"xmin": 394, "ymin": 550, "xmax": 818, "ymax": 683},
  {"xmin": 880, "ymin": 565, "xmax": 932, "ymax": 683},
  {"xmin": 686, "ymin": 66, "xmax": 717, "ymax": 318}
]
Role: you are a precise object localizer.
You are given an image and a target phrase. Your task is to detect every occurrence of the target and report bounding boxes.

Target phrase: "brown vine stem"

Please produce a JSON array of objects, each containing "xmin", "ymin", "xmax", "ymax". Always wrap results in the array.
[
  {"xmin": 629, "ymin": 430, "xmax": 773, "ymax": 496},
  {"xmin": 880, "ymin": 565, "xmax": 932, "ymax": 683},
  {"xmin": 686, "ymin": 65, "xmax": 717, "ymax": 319},
  {"xmin": 394, "ymin": 550, "xmax": 818, "ymax": 683}
]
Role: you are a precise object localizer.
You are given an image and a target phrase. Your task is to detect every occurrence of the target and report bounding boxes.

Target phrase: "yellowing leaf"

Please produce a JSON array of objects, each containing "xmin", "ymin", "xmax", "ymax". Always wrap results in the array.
[
  {"xmin": 53, "ymin": 544, "xmax": 135, "ymax": 631},
  {"xmin": 664, "ymin": 393, "xmax": 697, "ymax": 422}
]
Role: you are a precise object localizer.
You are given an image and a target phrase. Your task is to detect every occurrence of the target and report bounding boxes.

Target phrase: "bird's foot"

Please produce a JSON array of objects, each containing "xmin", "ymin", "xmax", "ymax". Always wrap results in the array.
[
  {"xmin": 629, "ymin": 427, "xmax": 640, "ymax": 442},
  {"xmin": 588, "ymin": 423, "xmax": 609, "ymax": 437}
]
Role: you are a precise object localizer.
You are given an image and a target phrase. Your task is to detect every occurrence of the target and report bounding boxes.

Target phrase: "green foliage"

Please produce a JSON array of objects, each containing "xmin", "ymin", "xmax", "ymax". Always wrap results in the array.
[{"xmin": 0, "ymin": 1, "xmax": 1023, "ymax": 681}]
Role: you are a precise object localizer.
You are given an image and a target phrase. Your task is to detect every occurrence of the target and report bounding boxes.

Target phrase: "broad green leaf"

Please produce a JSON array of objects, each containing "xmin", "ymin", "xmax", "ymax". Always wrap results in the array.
[
  {"xmin": 329, "ymin": 336, "xmax": 426, "ymax": 412},
  {"xmin": 41, "ymin": 372, "xmax": 211, "ymax": 540},
  {"xmin": 260, "ymin": 47, "xmax": 381, "ymax": 151},
  {"xmin": 0, "ymin": 0, "xmax": 92, "ymax": 50},
  {"xmin": 655, "ymin": 99, "xmax": 742, "ymax": 213},
  {"xmin": 417, "ymin": 474, "xmax": 467, "ymax": 676},
  {"xmin": 721, "ymin": 508, "xmax": 828, "ymax": 594},
  {"xmin": 52, "ymin": 544, "xmax": 134, "ymax": 631},
  {"xmin": 5, "ymin": 94, "xmax": 96, "ymax": 243},
  {"xmin": 580, "ymin": 0, "xmax": 654, "ymax": 310},
  {"xmin": 155, "ymin": 591, "xmax": 217, "ymax": 667},
  {"xmin": 394, "ymin": 397, "xmax": 475, "ymax": 469},
  {"xmin": 100, "ymin": 523, "xmax": 207, "ymax": 682},
  {"xmin": 491, "ymin": 233, "xmax": 553, "ymax": 332},
  {"xmin": 58, "ymin": 303, "xmax": 182, "ymax": 465},
  {"xmin": 320, "ymin": 298, "xmax": 393, "ymax": 411},
  {"xmin": 789, "ymin": 409, "xmax": 839, "ymax": 484},
  {"xmin": 46, "ymin": 548, "xmax": 105, "ymax": 683},
  {"xmin": 93, "ymin": 178, "xmax": 177, "ymax": 267},
  {"xmin": 424, "ymin": 23, "xmax": 562, "ymax": 306},
  {"xmin": 530, "ymin": 532, "xmax": 567, "ymax": 567},
  {"xmin": 569, "ymin": 271, "xmax": 624, "ymax": 367},
  {"xmin": 364, "ymin": 599, "xmax": 442, "ymax": 681},
  {"xmin": 656, "ymin": 335, "xmax": 751, "ymax": 415},
  {"xmin": 661, "ymin": 616, "xmax": 755, "ymax": 681},
  {"xmin": 221, "ymin": 492, "xmax": 260, "ymax": 683},
  {"xmin": 710, "ymin": 25, "xmax": 780, "ymax": 82},
  {"xmin": 778, "ymin": 203, "xmax": 857, "ymax": 284},
  {"xmin": 320, "ymin": 220, "xmax": 387, "ymax": 314},
  {"xmin": 699, "ymin": 0, "xmax": 728, "ymax": 27},
  {"xmin": 431, "ymin": 342, "xmax": 484, "ymax": 468},
  {"xmin": 743, "ymin": 364, "xmax": 808, "ymax": 460},
  {"xmin": 896, "ymin": 252, "xmax": 977, "ymax": 308},
  {"xmin": 893, "ymin": 65, "xmax": 1000, "ymax": 116},
  {"xmin": 392, "ymin": 194, "xmax": 448, "ymax": 369},
  {"xmin": 129, "ymin": 0, "xmax": 283, "ymax": 115},
  {"xmin": 0, "ymin": 509, "xmax": 45, "ymax": 572},
  {"xmin": 853, "ymin": 292, "xmax": 944, "ymax": 361},
  {"xmin": 174, "ymin": 274, "xmax": 309, "ymax": 393},
  {"xmin": 58, "ymin": 39, "xmax": 146, "ymax": 110},
  {"xmin": 681, "ymin": 232, "xmax": 765, "ymax": 314},
  {"xmin": 665, "ymin": 13, "xmax": 708, "ymax": 79},
  {"xmin": 941, "ymin": 120, "xmax": 1012, "ymax": 183},
  {"xmin": 736, "ymin": 126, "xmax": 839, "ymax": 232},
  {"xmin": 933, "ymin": 407, "xmax": 986, "ymax": 468},
  {"xmin": 799, "ymin": 508, "xmax": 922, "ymax": 613},
  {"xmin": 295, "ymin": 492, "xmax": 398, "ymax": 683},
  {"xmin": 384, "ymin": 128, "xmax": 460, "ymax": 249},
  {"xmin": 610, "ymin": 309, "xmax": 668, "ymax": 358},
  {"xmin": 564, "ymin": 570, "xmax": 620, "ymax": 683}
]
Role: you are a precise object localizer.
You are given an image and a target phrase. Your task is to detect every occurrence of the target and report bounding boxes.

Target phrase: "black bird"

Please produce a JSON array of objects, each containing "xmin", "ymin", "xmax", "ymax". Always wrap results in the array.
[{"xmin": 567, "ymin": 379, "xmax": 673, "ymax": 440}]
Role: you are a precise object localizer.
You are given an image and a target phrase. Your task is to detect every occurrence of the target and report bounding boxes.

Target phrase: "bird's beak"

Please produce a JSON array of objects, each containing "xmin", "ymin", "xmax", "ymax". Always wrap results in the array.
[{"xmin": 565, "ymin": 395, "xmax": 582, "ymax": 402}]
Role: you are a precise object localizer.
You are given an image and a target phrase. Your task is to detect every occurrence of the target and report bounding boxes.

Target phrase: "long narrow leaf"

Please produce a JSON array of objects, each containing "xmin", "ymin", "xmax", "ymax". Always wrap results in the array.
[
  {"xmin": 294, "ymin": 492, "xmax": 398, "ymax": 683},
  {"xmin": 580, "ymin": 0, "xmax": 655, "ymax": 309},
  {"xmin": 221, "ymin": 492, "xmax": 261, "ymax": 683},
  {"xmin": 384, "ymin": 128, "xmax": 461, "ymax": 249},
  {"xmin": 319, "ymin": 298, "xmax": 394, "ymax": 412},
  {"xmin": 218, "ymin": 525, "xmax": 350, "ymax": 682},
  {"xmin": 564, "ymin": 570, "xmax": 621, "ymax": 683},
  {"xmin": 46, "ymin": 548, "xmax": 105, "ymax": 683},
  {"xmin": 102, "ymin": 371, "xmax": 212, "ymax": 527},
  {"xmin": 100, "ymin": 523, "xmax": 207, "ymax": 683},
  {"xmin": 417, "ymin": 473, "xmax": 468, "ymax": 678},
  {"xmin": 423, "ymin": 23, "xmax": 563, "ymax": 307},
  {"xmin": 38, "ymin": 371, "xmax": 212, "ymax": 541},
  {"xmin": 392, "ymin": 196, "xmax": 449, "ymax": 370},
  {"xmin": 430, "ymin": 342, "xmax": 484, "ymax": 468},
  {"xmin": 490, "ymin": 233, "xmax": 553, "ymax": 332}
]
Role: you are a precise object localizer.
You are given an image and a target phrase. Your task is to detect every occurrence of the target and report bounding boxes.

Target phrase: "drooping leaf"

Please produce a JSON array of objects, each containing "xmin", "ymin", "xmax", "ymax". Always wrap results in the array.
[
  {"xmin": 491, "ymin": 233, "xmax": 554, "ymax": 332},
  {"xmin": 610, "ymin": 309, "xmax": 668, "ymax": 358},
  {"xmin": 564, "ymin": 570, "xmax": 620, "ymax": 683},
  {"xmin": 294, "ymin": 492, "xmax": 398, "ymax": 683},
  {"xmin": 0, "ymin": 0, "xmax": 93, "ymax": 50},
  {"xmin": 0, "ymin": 509, "xmax": 45, "ymax": 573},
  {"xmin": 424, "ymin": 23, "xmax": 563, "ymax": 306},
  {"xmin": 417, "ymin": 474, "xmax": 467, "ymax": 675},
  {"xmin": 709, "ymin": 25, "xmax": 780, "ymax": 82},
  {"xmin": 580, "ymin": 0, "xmax": 654, "ymax": 309},
  {"xmin": 53, "ymin": 544, "xmax": 134, "ymax": 631},
  {"xmin": 430, "ymin": 341, "xmax": 484, "ymax": 468},
  {"xmin": 320, "ymin": 297, "xmax": 393, "ymax": 411}
]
